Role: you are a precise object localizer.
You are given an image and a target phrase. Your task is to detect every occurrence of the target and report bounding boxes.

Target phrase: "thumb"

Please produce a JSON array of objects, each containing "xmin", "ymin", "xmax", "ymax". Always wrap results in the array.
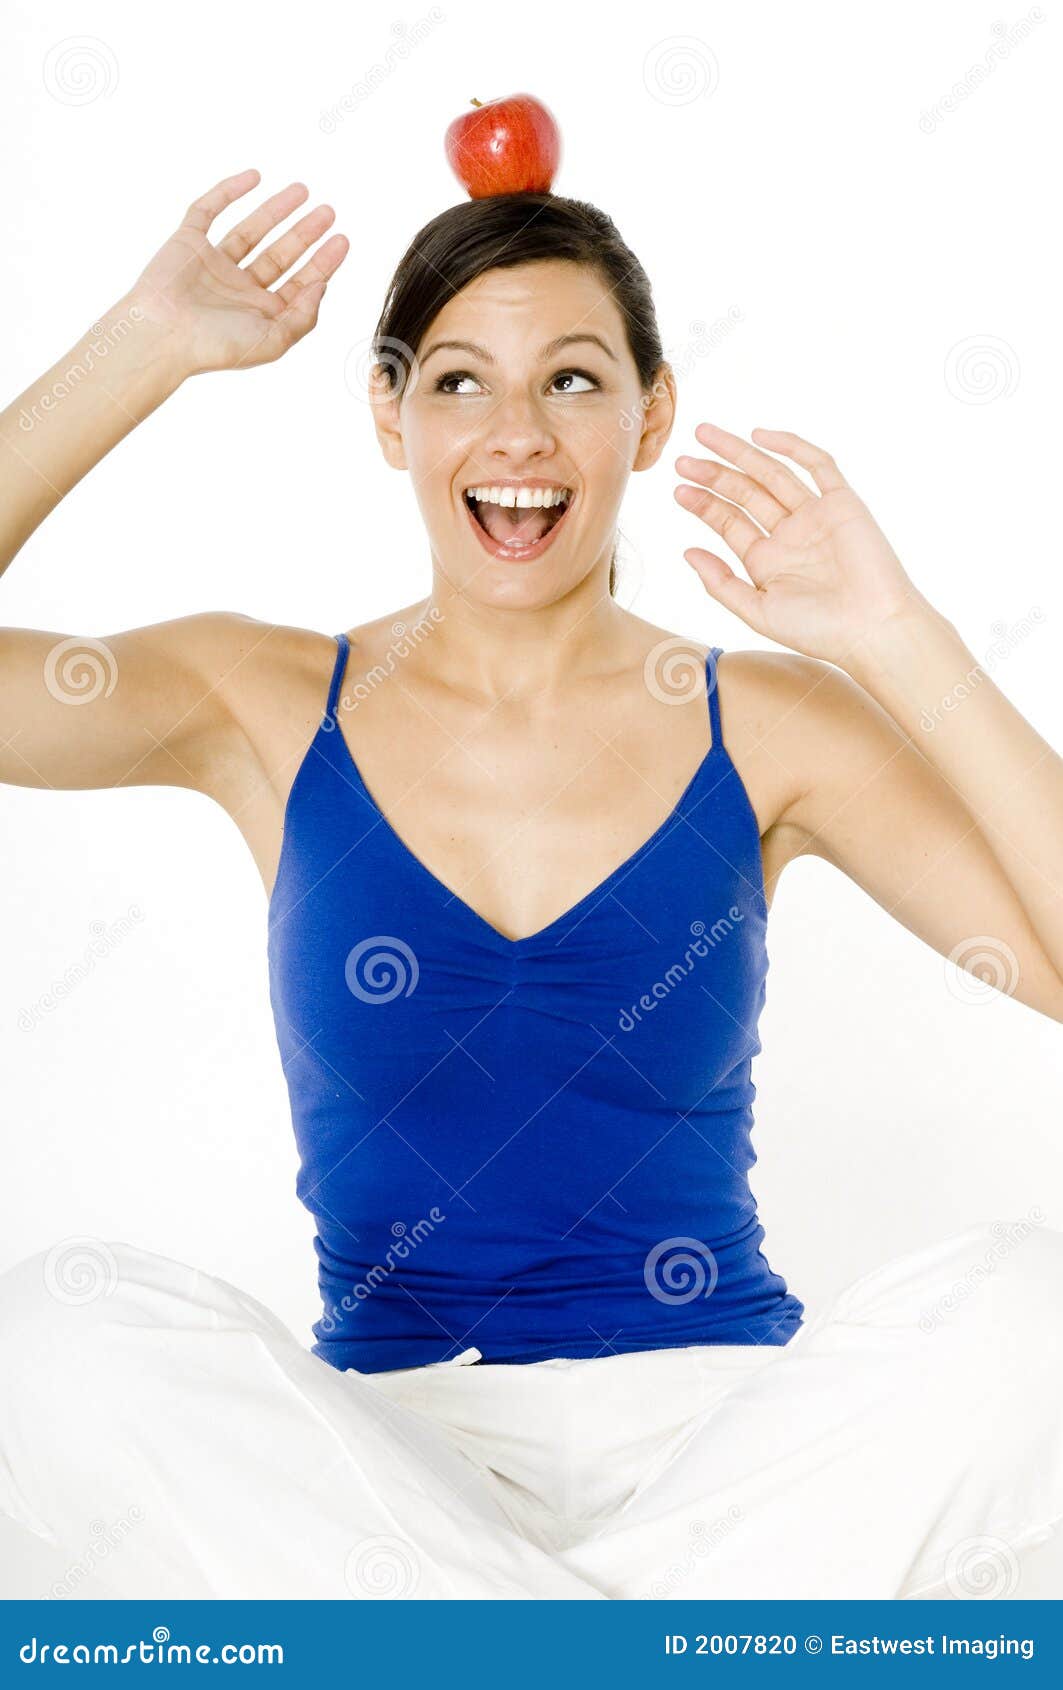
[
  {"xmin": 283, "ymin": 276, "xmax": 327, "ymax": 324},
  {"xmin": 685, "ymin": 549, "xmax": 765, "ymax": 631}
]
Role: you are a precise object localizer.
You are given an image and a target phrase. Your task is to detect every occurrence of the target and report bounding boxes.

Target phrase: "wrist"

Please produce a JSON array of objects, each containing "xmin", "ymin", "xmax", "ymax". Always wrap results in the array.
[
  {"xmin": 844, "ymin": 595, "xmax": 960, "ymax": 688},
  {"xmin": 96, "ymin": 291, "xmax": 194, "ymax": 395}
]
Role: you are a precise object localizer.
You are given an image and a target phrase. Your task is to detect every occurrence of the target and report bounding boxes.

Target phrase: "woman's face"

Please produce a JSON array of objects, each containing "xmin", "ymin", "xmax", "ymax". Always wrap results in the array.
[{"xmin": 373, "ymin": 259, "xmax": 674, "ymax": 609}]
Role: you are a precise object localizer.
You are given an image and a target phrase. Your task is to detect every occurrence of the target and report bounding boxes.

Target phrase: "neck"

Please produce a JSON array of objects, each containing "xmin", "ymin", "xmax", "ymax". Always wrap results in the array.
[{"xmin": 409, "ymin": 556, "xmax": 634, "ymax": 704}]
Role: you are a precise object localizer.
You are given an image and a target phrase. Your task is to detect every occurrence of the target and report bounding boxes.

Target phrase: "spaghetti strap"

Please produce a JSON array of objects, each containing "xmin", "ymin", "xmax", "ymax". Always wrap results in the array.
[
  {"xmin": 324, "ymin": 632, "xmax": 350, "ymax": 725},
  {"xmin": 706, "ymin": 646, "xmax": 724, "ymax": 754}
]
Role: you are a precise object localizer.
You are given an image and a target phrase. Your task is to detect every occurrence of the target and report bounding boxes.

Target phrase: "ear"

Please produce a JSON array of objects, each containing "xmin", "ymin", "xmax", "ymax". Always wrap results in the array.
[
  {"xmin": 631, "ymin": 362, "xmax": 676, "ymax": 472},
  {"xmin": 369, "ymin": 365, "xmax": 408, "ymax": 470}
]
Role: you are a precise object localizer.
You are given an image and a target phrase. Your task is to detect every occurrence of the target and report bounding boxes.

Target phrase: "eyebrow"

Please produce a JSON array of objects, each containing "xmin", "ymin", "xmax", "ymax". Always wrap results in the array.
[{"xmin": 419, "ymin": 332, "xmax": 619, "ymax": 366}]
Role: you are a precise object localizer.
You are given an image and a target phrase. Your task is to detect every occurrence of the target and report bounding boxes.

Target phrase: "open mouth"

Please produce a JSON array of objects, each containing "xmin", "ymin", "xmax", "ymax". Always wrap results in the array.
[{"xmin": 463, "ymin": 483, "xmax": 574, "ymax": 563}]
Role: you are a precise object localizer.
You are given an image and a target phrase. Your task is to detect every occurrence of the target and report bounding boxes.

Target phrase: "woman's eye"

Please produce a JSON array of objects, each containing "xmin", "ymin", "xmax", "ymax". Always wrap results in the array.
[
  {"xmin": 434, "ymin": 371, "xmax": 483, "ymax": 395},
  {"xmin": 550, "ymin": 369, "xmax": 600, "ymax": 394},
  {"xmin": 432, "ymin": 367, "xmax": 601, "ymax": 396}
]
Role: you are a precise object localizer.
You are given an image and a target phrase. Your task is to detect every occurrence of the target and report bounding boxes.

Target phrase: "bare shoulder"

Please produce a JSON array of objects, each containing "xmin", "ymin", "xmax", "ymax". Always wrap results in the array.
[
  {"xmin": 630, "ymin": 614, "xmax": 832, "ymax": 773},
  {"xmin": 149, "ymin": 612, "xmax": 339, "ymax": 811},
  {"xmin": 709, "ymin": 641, "xmax": 839, "ymax": 756},
  {"xmin": 194, "ymin": 612, "xmax": 337, "ymax": 728},
  {"xmin": 689, "ymin": 641, "xmax": 854, "ymax": 894},
  {"xmin": 186, "ymin": 601, "xmax": 439, "ymax": 736},
  {"xmin": 199, "ymin": 605, "xmax": 438, "ymax": 801}
]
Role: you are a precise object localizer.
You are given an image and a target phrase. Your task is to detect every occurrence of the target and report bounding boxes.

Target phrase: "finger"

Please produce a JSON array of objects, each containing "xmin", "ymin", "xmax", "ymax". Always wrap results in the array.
[
  {"xmin": 673, "ymin": 482, "xmax": 766, "ymax": 565},
  {"xmin": 272, "ymin": 233, "xmax": 349, "ymax": 306},
  {"xmin": 216, "ymin": 182, "xmax": 310, "ymax": 264},
  {"xmin": 181, "ymin": 169, "xmax": 262, "ymax": 235},
  {"xmin": 245, "ymin": 205, "xmax": 336, "ymax": 288},
  {"xmin": 229, "ymin": 279, "xmax": 329, "ymax": 368},
  {"xmin": 691, "ymin": 422, "xmax": 813, "ymax": 512},
  {"xmin": 674, "ymin": 454, "xmax": 789, "ymax": 532},
  {"xmin": 684, "ymin": 548, "xmax": 767, "ymax": 632},
  {"xmin": 749, "ymin": 427, "xmax": 849, "ymax": 494}
]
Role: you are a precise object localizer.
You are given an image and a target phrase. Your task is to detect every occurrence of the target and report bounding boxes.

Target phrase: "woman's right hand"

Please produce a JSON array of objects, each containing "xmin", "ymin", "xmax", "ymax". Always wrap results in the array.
[{"xmin": 123, "ymin": 169, "xmax": 349, "ymax": 377}]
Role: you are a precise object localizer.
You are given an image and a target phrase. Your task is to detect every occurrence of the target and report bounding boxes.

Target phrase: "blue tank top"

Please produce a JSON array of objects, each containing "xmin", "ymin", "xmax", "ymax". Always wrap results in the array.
[{"xmin": 267, "ymin": 634, "xmax": 804, "ymax": 1372}]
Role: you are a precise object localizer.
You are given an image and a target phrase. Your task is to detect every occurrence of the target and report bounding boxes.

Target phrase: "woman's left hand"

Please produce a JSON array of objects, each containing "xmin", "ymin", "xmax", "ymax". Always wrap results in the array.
[{"xmin": 674, "ymin": 422, "xmax": 934, "ymax": 666}]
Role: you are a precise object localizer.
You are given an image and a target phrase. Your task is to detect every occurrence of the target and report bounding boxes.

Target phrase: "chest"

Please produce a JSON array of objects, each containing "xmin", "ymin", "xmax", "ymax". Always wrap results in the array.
[{"xmin": 328, "ymin": 697, "xmax": 719, "ymax": 945}]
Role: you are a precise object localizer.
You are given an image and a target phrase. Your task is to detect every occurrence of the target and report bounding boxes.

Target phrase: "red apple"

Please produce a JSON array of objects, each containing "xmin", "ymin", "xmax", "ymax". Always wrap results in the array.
[{"xmin": 445, "ymin": 93, "xmax": 561, "ymax": 199}]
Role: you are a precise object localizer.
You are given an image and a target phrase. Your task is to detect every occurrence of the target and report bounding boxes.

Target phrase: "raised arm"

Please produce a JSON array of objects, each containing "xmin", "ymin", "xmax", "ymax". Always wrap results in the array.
[
  {"xmin": 675, "ymin": 421, "xmax": 1063, "ymax": 1024},
  {"xmin": 1, "ymin": 169, "xmax": 348, "ymax": 792}
]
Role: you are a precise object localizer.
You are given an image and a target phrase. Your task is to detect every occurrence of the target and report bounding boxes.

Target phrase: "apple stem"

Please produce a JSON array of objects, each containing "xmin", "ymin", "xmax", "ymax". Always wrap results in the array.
[{"xmin": 470, "ymin": 97, "xmax": 482, "ymax": 107}]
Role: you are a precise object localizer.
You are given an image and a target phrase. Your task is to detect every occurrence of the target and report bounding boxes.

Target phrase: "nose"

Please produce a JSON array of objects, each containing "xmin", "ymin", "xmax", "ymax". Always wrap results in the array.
[{"xmin": 478, "ymin": 386, "xmax": 557, "ymax": 464}]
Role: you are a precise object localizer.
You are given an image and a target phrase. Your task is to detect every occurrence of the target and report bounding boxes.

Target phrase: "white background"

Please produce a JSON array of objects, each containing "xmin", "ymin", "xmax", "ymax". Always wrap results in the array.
[{"xmin": 1, "ymin": 0, "xmax": 1060, "ymax": 1346}]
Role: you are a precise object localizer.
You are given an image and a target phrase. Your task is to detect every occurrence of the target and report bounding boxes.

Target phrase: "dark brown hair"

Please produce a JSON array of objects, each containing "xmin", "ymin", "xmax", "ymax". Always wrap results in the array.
[{"xmin": 372, "ymin": 192, "xmax": 665, "ymax": 597}]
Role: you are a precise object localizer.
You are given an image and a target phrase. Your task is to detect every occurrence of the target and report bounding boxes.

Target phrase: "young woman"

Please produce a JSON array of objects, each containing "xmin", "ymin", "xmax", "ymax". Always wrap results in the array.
[{"xmin": 1, "ymin": 170, "xmax": 1061, "ymax": 1601}]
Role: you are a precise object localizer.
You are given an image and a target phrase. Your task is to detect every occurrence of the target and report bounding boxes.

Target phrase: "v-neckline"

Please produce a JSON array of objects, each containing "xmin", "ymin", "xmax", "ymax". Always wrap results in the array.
[{"xmin": 326, "ymin": 664, "xmax": 724, "ymax": 951}]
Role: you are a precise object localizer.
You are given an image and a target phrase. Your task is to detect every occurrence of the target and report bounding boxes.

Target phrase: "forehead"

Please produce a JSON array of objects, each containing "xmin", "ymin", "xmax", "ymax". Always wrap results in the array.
[{"xmin": 425, "ymin": 259, "xmax": 627, "ymax": 351}]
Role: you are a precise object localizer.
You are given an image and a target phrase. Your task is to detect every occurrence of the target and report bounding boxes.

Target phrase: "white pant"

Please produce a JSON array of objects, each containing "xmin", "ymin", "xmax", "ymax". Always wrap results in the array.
[{"xmin": 1, "ymin": 1219, "xmax": 1061, "ymax": 1600}]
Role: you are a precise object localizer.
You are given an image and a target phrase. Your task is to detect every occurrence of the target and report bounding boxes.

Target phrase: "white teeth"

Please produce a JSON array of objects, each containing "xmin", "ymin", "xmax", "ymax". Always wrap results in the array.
[{"xmin": 467, "ymin": 485, "xmax": 570, "ymax": 509}]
